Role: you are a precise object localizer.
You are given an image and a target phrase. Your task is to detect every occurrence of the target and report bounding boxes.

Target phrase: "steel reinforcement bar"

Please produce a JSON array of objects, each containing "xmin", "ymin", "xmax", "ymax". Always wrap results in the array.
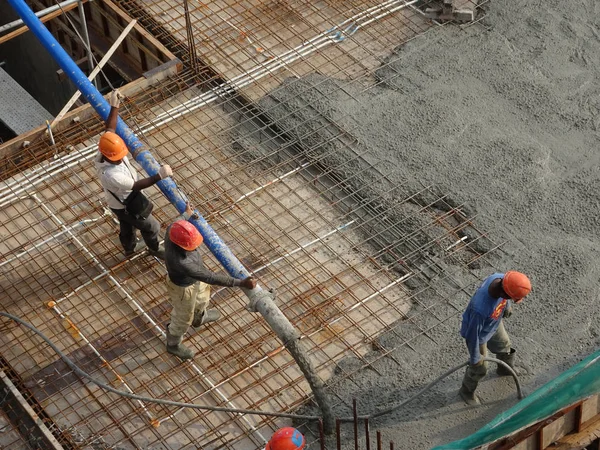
[{"xmin": 6, "ymin": 0, "xmax": 334, "ymax": 433}]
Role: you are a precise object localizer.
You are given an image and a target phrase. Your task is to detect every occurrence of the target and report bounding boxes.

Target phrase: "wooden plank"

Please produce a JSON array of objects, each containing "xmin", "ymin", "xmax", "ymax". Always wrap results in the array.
[
  {"xmin": 575, "ymin": 403, "xmax": 584, "ymax": 433},
  {"xmin": 541, "ymin": 409, "xmax": 577, "ymax": 448},
  {"xmin": 101, "ymin": 0, "xmax": 178, "ymax": 63},
  {"xmin": 0, "ymin": 62, "xmax": 179, "ymax": 166},
  {"xmin": 49, "ymin": 19, "xmax": 138, "ymax": 130},
  {"xmin": 552, "ymin": 414, "xmax": 600, "ymax": 450},
  {"xmin": 0, "ymin": 2, "xmax": 83, "ymax": 45},
  {"xmin": 489, "ymin": 402, "xmax": 582, "ymax": 450},
  {"xmin": 0, "ymin": 370, "xmax": 65, "ymax": 449},
  {"xmin": 582, "ymin": 395, "xmax": 600, "ymax": 424}
]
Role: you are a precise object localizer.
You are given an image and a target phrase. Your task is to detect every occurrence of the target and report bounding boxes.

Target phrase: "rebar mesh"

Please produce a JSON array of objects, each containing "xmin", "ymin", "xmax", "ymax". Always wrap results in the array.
[{"xmin": 0, "ymin": 0, "xmax": 491, "ymax": 448}]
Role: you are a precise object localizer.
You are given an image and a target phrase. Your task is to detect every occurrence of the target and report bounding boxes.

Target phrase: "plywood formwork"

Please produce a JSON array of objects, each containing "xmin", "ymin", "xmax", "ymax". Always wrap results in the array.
[
  {"xmin": 0, "ymin": 97, "xmax": 422, "ymax": 446},
  {"xmin": 0, "ymin": 0, "xmax": 495, "ymax": 448}
]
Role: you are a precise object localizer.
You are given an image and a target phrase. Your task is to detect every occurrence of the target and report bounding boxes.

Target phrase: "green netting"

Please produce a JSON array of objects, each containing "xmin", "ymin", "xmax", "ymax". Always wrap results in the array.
[{"xmin": 433, "ymin": 349, "xmax": 600, "ymax": 449}]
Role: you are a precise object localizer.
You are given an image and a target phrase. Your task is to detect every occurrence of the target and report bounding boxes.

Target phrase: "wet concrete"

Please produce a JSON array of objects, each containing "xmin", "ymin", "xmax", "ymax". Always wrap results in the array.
[{"xmin": 248, "ymin": 0, "xmax": 600, "ymax": 447}]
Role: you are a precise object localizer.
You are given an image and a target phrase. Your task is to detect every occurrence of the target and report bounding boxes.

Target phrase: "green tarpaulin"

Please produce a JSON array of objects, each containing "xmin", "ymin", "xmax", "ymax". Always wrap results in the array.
[{"xmin": 433, "ymin": 349, "xmax": 600, "ymax": 449}]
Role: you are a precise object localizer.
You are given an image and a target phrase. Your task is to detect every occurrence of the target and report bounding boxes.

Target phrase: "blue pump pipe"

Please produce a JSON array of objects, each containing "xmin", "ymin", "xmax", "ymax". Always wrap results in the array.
[{"xmin": 8, "ymin": 0, "xmax": 334, "ymax": 432}]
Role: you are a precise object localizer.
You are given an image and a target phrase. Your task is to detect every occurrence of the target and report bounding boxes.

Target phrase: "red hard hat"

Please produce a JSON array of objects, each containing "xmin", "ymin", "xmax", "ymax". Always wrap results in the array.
[
  {"xmin": 502, "ymin": 271, "xmax": 531, "ymax": 301},
  {"xmin": 169, "ymin": 220, "xmax": 203, "ymax": 251},
  {"xmin": 265, "ymin": 427, "xmax": 305, "ymax": 450},
  {"xmin": 99, "ymin": 131, "xmax": 127, "ymax": 161}
]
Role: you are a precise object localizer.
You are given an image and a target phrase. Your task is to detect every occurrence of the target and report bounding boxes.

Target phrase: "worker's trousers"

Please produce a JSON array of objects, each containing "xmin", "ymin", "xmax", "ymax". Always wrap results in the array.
[
  {"xmin": 111, "ymin": 208, "xmax": 161, "ymax": 253},
  {"xmin": 166, "ymin": 278, "xmax": 211, "ymax": 337},
  {"xmin": 463, "ymin": 320, "xmax": 511, "ymax": 392}
]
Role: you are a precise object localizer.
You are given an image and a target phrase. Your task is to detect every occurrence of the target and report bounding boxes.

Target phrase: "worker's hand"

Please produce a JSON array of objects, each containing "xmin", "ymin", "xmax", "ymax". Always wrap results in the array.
[
  {"xmin": 241, "ymin": 277, "xmax": 257, "ymax": 289},
  {"xmin": 503, "ymin": 305, "xmax": 513, "ymax": 319},
  {"xmin": 109, "ymin": 89, "xmax": 122, "ymax": 108},
  {"xmin": 158, "ymin": 165, "xmax": 173, "ymax": 179}
]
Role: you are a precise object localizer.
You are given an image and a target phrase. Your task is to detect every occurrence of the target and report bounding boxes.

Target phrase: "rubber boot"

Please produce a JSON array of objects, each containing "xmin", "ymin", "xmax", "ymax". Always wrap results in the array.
[
  {"xmin": 459, "ymin": 383, "xmax": 481, "ymax": 406},
  {"xmin": 148, "ymin": 242, "xmax": 165, "ymax": 260},
  {"xmin": 192, "ymin": 309, "xmax": 221, "ymax": 328},
  {"xmin": 496, "ymin": 348, "xmax": 516, "ymax": 376},
  {"xmin": 124, "ymin": 239, "xmax": 146, "ymax": 257},
  {"xmin": 166, "ymin": 326, "xmax": 194, "ymax": 360}
]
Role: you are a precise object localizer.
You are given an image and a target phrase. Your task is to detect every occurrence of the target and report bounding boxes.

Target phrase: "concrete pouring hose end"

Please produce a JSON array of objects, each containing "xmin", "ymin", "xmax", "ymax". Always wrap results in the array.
[{"xmin": 339, "ymin": 357, "xmax": 525, "ymax": 422}]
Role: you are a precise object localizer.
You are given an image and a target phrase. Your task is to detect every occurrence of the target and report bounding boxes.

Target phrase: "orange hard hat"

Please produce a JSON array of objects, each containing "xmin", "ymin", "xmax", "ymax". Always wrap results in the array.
[
  {"xmin": 265, "ymin": 427, "xmax": 305, "ymax": 450},
  {"xmin": 169, "ymin": 220, "xmax": 203, "ymax": 251},
  {"xmin": 99, "ymin": 131, "xmax": 128, "ymax": 161},
  {"xmin": 502, "ymin": 271, "xmax": 531, "ymax": 301}
]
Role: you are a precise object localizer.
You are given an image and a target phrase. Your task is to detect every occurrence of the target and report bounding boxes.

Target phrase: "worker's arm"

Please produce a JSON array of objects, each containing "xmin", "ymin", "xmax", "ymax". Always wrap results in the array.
[
  {"xmin": 105, "ymin": 90, "xmax": 122, "ymax": 132},
  {"xmin": 503, "ymin": 300, "xmax": 513, "ymax": 318},
  {"xmin": 181, "ymin": 212, "xmax": 256, "ymax": 289},
  {"xmin": 131, "ymin": 165, "xmax": 172, "ymax": 191},
  {"xmin": 189, "ymin": 266, "xmax": 255, "ymax": 289},
  {"xmin": 463, "ymin": 313, "xmax": 485, "ymax": 365}
]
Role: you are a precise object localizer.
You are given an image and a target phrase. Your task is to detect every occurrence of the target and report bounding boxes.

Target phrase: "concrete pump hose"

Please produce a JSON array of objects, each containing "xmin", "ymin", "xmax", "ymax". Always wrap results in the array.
[
  {"xmin": 0, "ymin": 312, "xmax": 524, "ymax": 424},
  {"xmin": 341, "ymin": 357, "xmax": 524, "ymax": 422},
  {"xmin": 0, "ymin": 311, "xmax": 320, "ymax": 421}
]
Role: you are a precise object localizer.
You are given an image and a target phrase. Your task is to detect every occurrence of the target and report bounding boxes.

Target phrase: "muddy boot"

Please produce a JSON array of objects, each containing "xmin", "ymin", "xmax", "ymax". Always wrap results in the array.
[
  {"xmin": 124, "ymin": 239, "xmax": 146, "ymax": 257},
  {"xmin": 148, "ymin": 242, "xmax": 165, "ymax": 260},
  {"xmin": 459, "ymin": 383, "xmax": 481, "ymax": 406},
  {"xmin": 192, "ymin": 309, "xmax": 221, "ymax": 328},
  {"xmin": 166, "ymin": 326, "xmax": 194, "ymax": 360},
  {"xmin": 496, "ymin": 348, "xmax": 516, "ymax": 376}
]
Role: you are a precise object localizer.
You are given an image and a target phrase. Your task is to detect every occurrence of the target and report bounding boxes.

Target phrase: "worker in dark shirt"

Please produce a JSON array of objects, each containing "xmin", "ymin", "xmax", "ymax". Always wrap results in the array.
[
  {"xmin": 164, "ymin": 203, "xmax": 256, "ymax": 360},
  {"xmin": 459, "ymin": 271, "xmax": 531, "ymax": 405}
]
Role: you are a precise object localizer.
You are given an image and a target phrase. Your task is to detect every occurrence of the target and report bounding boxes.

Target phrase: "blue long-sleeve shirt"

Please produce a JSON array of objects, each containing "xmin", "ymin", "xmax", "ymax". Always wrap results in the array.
[{"xmin": 460, "ymin": 273, "xmax": 510, "ymax": 364}]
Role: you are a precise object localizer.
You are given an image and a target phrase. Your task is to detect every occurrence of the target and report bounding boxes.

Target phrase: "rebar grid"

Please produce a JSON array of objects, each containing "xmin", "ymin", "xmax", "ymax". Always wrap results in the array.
[
  {"xmin": 0, "ymin": 0, "xmax": 489, "ymax": 448},
  {"xmin": 0, "ymin": 410, "xmax": 28, "ymax": 450}
]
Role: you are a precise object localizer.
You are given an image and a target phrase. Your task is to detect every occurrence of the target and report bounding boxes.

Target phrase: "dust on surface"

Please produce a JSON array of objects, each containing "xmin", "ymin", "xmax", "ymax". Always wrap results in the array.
[{"xmin": 253, "ymin": 0, "xmax": 600, "ymax": 447}]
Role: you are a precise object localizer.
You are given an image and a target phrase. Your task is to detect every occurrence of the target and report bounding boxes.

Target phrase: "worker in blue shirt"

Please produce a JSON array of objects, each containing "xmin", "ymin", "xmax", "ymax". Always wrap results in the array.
[{"xmin": 459, "ymin": 271, "xmax": 532, "ymax": 405}]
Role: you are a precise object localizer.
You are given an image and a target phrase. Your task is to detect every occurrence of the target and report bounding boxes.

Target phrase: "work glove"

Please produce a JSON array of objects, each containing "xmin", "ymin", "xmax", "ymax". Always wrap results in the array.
[
  {"xmin": 241, "ymin": 277, "xmax": 257, "ymax": 289},
  {"xmin": 109, "ymin": 89, "xmax": 122, "ymax": 108},
  {"xmin": 158, "ymin": 165, "xmax": 173, "ymax": 179},
  {"xmin": 503, "ymin": 304, "xmax": 513, "ymax": 319}
]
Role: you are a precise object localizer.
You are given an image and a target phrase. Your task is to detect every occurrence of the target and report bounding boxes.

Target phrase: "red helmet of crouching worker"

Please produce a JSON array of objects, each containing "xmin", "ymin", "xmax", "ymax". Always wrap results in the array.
[
  {"xmin": 169, "ymin": 220, "xmax": 204, "ymax": 251},
  {"xmin": 265, "ymin": 427, "xmax": 305, "ymax": 450},
  {"xmin": 502, "ymin": 271, "xmax": 531, "ymax": 303}
]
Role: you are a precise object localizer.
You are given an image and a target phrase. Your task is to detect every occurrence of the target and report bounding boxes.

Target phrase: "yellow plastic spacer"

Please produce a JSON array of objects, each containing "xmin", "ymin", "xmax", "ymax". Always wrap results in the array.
[
  {"xmin": 150, "ymin": 419, "xmax": 160, "ymax": 428},
  {"xmin": 47, "ymin": 301, "xmax": 56, "ymax": 308}
]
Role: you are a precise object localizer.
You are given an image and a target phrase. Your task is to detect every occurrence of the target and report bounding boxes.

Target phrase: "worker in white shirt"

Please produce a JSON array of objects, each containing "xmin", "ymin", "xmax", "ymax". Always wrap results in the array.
[{"xmin": 94, "ymin": 90, "xmax": 171, "ymax": 259}]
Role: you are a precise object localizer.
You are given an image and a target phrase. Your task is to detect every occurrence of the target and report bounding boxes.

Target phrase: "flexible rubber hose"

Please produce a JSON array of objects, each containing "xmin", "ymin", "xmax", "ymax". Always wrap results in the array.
[
  {"xmin": 0, "ymin": 312, "xmax": 320, "ymax": 421},
  {"xmin": 0, "ymin": 312, "xmax": 524, "ymax": 423},
  {"xmin": 340, "ymin": 357, "xmax": 524, "ymax": 422}
]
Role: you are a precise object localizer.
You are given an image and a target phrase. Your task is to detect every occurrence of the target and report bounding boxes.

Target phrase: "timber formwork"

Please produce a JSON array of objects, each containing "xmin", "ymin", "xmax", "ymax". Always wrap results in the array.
[{"xmin": 0, "ymin": 1, "xmax": 488, "ymax": 449}]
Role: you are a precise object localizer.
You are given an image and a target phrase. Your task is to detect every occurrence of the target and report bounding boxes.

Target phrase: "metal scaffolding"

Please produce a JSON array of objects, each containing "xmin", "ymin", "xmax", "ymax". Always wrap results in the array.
[{"xmin": 0, "ymin": 0, "xmax": 490, "ymax": 448}]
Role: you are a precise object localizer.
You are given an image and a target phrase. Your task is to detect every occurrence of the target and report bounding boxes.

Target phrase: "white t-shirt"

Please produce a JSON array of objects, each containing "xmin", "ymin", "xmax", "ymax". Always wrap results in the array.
[{"xmin": 95, "ymin": 152, "xmax": 139, "ymax": 210}]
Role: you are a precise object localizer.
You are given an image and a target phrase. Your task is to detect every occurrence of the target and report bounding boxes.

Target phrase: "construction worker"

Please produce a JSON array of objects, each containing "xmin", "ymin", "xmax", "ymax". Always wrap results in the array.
[
  {"xmin": 264, "ymin": 427, "xmax": 306, "ymax": 450},
  {"xmin": 164, "ymin": 202, "xmax": 257, "ymax": 360},
  {"xmin": 95, "ymin": 89, "xmax": 171, "ymax": 259},
  {"xmin": 459, "ymin": 271, "xmax": 532, "ymax": 405}
]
